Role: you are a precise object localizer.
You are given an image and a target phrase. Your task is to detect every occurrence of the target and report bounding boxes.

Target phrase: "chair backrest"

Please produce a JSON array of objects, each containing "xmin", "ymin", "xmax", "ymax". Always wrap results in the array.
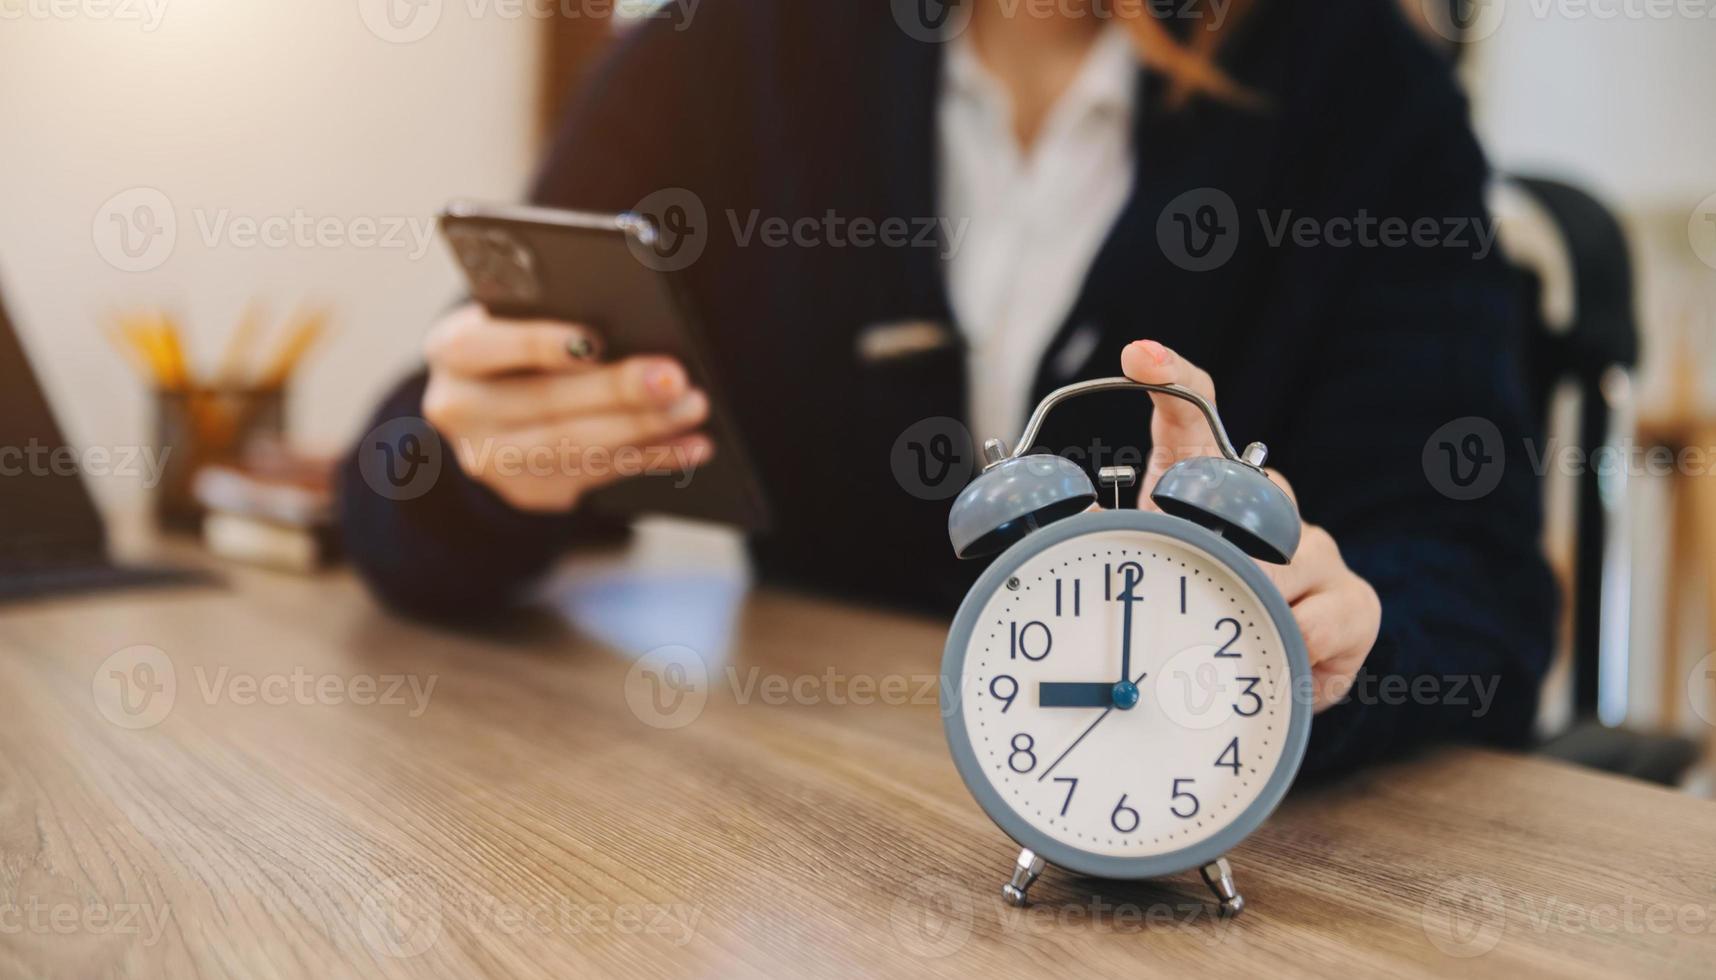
[{"xmin": 1490, "ymin": 175, "xmax": 1641, "ymax": 723}]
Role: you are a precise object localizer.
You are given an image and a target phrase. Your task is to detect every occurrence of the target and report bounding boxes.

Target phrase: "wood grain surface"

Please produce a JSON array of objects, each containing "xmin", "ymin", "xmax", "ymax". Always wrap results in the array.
[{"xmin": 1, "ymin": 565, "xmax": 1713, "ymax": 978}]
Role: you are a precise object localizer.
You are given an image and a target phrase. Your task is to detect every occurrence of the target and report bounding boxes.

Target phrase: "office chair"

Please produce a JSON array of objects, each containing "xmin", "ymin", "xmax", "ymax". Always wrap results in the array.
[{"xmin": 1491, "ymin": 175, "xmax": 1700, "ymax": 785}]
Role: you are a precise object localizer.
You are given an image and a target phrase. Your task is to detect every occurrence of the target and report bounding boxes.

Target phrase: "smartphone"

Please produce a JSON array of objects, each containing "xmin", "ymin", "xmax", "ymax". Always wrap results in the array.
[{"xmin": 439, "ymin": 200, "xmax": 768, "ymax": 530}]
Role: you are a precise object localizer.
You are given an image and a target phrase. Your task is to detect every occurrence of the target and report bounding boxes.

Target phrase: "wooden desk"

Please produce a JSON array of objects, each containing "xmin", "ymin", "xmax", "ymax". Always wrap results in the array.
[{"xmin": 2, "ymin": 568, "xmax": 1713, "ymax": 978}]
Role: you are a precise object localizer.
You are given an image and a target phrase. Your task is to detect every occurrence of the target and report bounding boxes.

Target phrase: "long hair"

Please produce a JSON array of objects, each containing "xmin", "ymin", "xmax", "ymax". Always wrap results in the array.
[{"xmin": 1114, "ymin": 0, "xmax": 1261, "ymax": 110}]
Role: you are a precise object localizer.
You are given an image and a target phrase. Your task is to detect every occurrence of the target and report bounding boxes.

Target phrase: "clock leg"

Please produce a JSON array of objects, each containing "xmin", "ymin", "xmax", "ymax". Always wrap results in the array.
[
  {"xmin": 1001, "ymin": 848, "xmax": 1046, "ymax": 907},
  {"xmin": 1199, "ymin": 857, "xmax": 1245, "ymax": 917}
]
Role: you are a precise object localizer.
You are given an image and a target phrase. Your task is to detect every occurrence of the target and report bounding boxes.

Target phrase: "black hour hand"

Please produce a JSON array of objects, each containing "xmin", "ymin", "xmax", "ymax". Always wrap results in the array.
[{"xmin": 1038, "ymin": 682, "xmax": 1113, "ymax": 708}]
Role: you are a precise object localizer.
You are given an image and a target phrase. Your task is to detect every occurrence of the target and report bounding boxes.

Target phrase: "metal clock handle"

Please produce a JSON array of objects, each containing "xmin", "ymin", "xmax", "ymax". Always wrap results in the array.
[{"xmin": 981, "ymin": 377, "xmax": 1269, "ymax": 471}]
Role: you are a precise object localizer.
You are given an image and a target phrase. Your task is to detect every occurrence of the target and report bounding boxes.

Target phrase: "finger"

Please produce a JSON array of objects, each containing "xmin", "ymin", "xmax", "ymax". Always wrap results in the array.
[
  {"xmin": 551, "ymin": 430, "xmax": 716, "ymax": 488},
  {"xmin": 516, "ymin": 391, "xmax": 710, "ymax": 453},
  {"xmin": 1120, "ymin": 340, "xmax": 1221, "ymax": 489},
  {"xmin": 559, "ymin": 433, "xmax": 716, "ymax": 502},
  {"xmin": 1304, "ymin": 624, "xmax": 1372, "ymax": 717},
  {"xmin": 1291, "ymin": 590, "xmax": 1367, "ymax": 669},
  {"xmin": 541, "ymin": 356, "xmax": 690, "ymax": 420},
  {"xmin": 1310, "ymin": 663, "xmax": 1360, "ymax": 714},
  {"xmin": 1258, "ymin": 524, "xmax": 1342, "ymax": 603},
  {"xmin": 426, "ymin": 305, "xmax": 604, "ymax": 377},
  {"xmin": 459, "ymin": 432, "xmax": 715, "ymax": 512},
  {"xmin": 432, "ymin": 358, "xmax": 694, "ymax": 431}
]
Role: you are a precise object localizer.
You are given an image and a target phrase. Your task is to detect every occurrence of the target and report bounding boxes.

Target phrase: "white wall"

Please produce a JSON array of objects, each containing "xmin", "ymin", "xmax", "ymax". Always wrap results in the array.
[
  {"xmin": 0, "ymin": 0, "xmax": 542, "ymax": 505},
  {"xmin": 1466, "ymin": 1, "xmax": 1716, "ymax": 214}
]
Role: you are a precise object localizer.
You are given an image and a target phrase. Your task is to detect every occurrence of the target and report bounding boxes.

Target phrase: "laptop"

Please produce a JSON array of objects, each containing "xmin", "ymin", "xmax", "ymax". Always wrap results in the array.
[{"xmin": 0, "ymin": 278, "xmax": 210, "ymax": 602}]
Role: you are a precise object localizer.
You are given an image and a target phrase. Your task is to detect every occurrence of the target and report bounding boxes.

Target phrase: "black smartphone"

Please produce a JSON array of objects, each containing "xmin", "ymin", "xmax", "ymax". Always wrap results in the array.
[{"xmin": 439, "ymin": 200, "xmax": 768, "ymax": 530}]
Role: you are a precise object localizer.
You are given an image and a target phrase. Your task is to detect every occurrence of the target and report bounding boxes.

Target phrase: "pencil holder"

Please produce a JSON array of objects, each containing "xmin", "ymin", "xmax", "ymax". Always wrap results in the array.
[{"xmin": 154, "ymin": 385, "xmax": 287, "ymax": 532}]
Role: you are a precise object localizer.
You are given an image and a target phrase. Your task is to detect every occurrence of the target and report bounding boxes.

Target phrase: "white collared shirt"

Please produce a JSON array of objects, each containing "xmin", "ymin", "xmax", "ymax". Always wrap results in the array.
[{"xmin": 938, "ymin": 26, "xmax": 1140, "ymax": 446}]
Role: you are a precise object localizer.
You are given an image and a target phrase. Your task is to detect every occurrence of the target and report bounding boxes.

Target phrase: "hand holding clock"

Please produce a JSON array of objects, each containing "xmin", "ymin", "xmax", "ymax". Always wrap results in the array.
[{"xmin": 1120, "ymin": 340, "xmax": 1382, "ymax": 712}]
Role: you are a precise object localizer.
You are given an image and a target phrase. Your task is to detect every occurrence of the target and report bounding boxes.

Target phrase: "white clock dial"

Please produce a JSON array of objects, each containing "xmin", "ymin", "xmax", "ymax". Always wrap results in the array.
[{"xmin": 957, "ymin": 527, "xmax": 1294, "ymax": 858}]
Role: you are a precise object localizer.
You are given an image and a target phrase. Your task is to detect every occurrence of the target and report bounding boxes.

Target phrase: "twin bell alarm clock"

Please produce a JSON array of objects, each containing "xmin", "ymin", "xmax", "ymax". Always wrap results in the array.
[{"xmin": 940, "ymin": 377, "xmax": 1311, "ymax": 915}]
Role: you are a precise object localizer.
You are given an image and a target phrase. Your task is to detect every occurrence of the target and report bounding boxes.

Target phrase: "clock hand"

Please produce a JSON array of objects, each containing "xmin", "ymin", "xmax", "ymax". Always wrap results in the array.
[
  {"xmin": 1036, "ymin": 668, "xmax": 1149, "ymax": 782},
  {"xmin": 1036, "ymin": 707, "xmax": 1111, "ymax": 782},
  {"xmin": 1038, "ymin": 682, "xmax": 1112, "ymax": 708},
  {"xmin": 1118, "ymin": 564, "xmax": 1142, "ymax": 685},
  {"xmin": 1119, "ymin": 592, "xmax": 1133, "ymax": 685},
  {"xmin": 1107, "ymin": 564, "xmax": 1145, "ymax": 711}
]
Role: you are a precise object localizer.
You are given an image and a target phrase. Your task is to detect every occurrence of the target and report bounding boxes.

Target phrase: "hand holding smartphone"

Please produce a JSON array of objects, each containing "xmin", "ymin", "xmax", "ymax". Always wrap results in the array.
[{"xmin": 433, "ymin": 201, "xmax": 767, "ymax": 529}]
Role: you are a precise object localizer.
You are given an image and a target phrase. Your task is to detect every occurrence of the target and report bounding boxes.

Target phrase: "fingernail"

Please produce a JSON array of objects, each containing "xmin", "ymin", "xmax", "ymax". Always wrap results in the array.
[
  {"xmin": 1137, "ymin": 340, "xmax": 1171, "ymax": 365},
  {"xmin": 668, "ymin": 390, "xmax": 707, "ymax": 423},
  {"xmin": 566, "ymin": 335, "xmax": 597, "ymax": 361},
  {"xmin": 644, "ymin": 362, "xmax": 685, "ymax": 400}
]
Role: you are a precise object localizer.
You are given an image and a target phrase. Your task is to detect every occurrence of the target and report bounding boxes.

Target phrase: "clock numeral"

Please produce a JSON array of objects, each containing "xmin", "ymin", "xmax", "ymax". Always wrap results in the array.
[
  {"xmin": 1111, "ymin": 794, "xmax": 1141, "ymax": 834},
  {"xmin": 1008, "ymin": 734, "xmax": 1037, "ymax": 774},
  {"xmin": 1213, "ymin": 617, "xmax": 1242, "ymax": 658},
  {"xmin": 1233, "ymin": 676, "xmax": 1263, "ymax": 717},
  {"xmin": 1170, "ymin": 778, "xmax": 1200, "ymax": 819},
  {"xmin": 1053, "ymin": 776, "xmax": 1078, "ymax": 817},
  {"xmin": 989, "ymin": 675, "xmax": 1019, "ymax": 712},
  {"xmin": 1054, "ymin": 578, "xmax": 1081, "ymax": 617},
  {"xmin": 1179, "ymin": 575, "xmax": 1188, "ymax": 614},
  {"xmin": 1104, "ymin": 561, "xmax": 1143, "ymax": 602},
  {"xmin": 1009, "ymin": 620, "xmax": 1053, "ymax": 661},
  {"xmin": 1216, "ymin": 737, "xmax": 1241, "ymax": 773}
]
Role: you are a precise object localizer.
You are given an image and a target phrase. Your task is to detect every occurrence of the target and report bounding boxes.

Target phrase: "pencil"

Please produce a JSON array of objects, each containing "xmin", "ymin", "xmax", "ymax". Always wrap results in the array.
[
  {"xmin": 260, "ymin": 307, "xmax": 328, "ymax": 389},
  {"xmin": 219, "ymin": 300, "xmax": 268, "ymax": 387}
]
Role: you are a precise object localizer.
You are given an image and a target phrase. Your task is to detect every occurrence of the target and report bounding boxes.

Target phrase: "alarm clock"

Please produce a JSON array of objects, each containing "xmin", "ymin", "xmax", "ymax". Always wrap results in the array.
[{"xmin": 940, "ymin": 377, "xmax": 1311, "ymax": 916}]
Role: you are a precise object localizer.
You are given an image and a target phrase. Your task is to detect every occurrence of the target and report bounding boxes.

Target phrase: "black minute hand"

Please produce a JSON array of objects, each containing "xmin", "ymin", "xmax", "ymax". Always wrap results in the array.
[{"xmin": 1118, "ymin": 566, "xmax": 1141, "ymax": 683}]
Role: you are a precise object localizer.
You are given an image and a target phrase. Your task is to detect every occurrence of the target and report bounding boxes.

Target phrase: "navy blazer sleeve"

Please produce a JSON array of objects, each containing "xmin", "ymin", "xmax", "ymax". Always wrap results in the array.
[{"xmin": 1280, "ymin": 11, "xmax": 1558, "ymax": 775}]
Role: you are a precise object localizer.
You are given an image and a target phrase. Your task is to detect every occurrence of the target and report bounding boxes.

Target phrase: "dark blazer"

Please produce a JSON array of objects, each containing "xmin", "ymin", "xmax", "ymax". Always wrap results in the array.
[{"xmin": 339, "ymin": 0, "xmax": 1558, "ymax": 776}]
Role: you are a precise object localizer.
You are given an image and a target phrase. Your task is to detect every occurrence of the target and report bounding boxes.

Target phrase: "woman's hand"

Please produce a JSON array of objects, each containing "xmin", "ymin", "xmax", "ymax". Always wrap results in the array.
[
  {"xmin": 421, "ymin": 304, "xmax": 714, "ymax": 513},
  {"xmin": 1120, "ymin": 340, "xmax": 1381, "ymax": 712}
]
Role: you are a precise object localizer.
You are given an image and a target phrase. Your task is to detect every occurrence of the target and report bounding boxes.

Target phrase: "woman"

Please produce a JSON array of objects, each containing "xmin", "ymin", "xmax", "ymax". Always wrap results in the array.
[{"xmin": 340, "ymin": 0, "xmax": 1556, "ymax": 776}]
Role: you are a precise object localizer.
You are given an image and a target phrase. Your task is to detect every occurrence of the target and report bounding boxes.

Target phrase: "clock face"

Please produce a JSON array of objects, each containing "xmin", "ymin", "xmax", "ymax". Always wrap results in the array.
[{"xmin": 947, "ymin": 519, "xmax": 1304, "ymax": 870}]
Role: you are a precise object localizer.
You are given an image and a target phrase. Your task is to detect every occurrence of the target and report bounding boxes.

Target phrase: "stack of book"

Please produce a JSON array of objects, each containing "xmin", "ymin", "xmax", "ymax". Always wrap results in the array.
[{"xmin": 192, "ymin": 449, "xmax": 339, "ymax": 573}]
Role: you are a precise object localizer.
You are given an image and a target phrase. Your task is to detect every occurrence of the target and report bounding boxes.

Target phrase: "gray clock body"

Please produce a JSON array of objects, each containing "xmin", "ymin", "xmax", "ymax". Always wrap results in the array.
[{"xmin": 941, "ymin": 508, "xmax": 1312, "ymax": 880}]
